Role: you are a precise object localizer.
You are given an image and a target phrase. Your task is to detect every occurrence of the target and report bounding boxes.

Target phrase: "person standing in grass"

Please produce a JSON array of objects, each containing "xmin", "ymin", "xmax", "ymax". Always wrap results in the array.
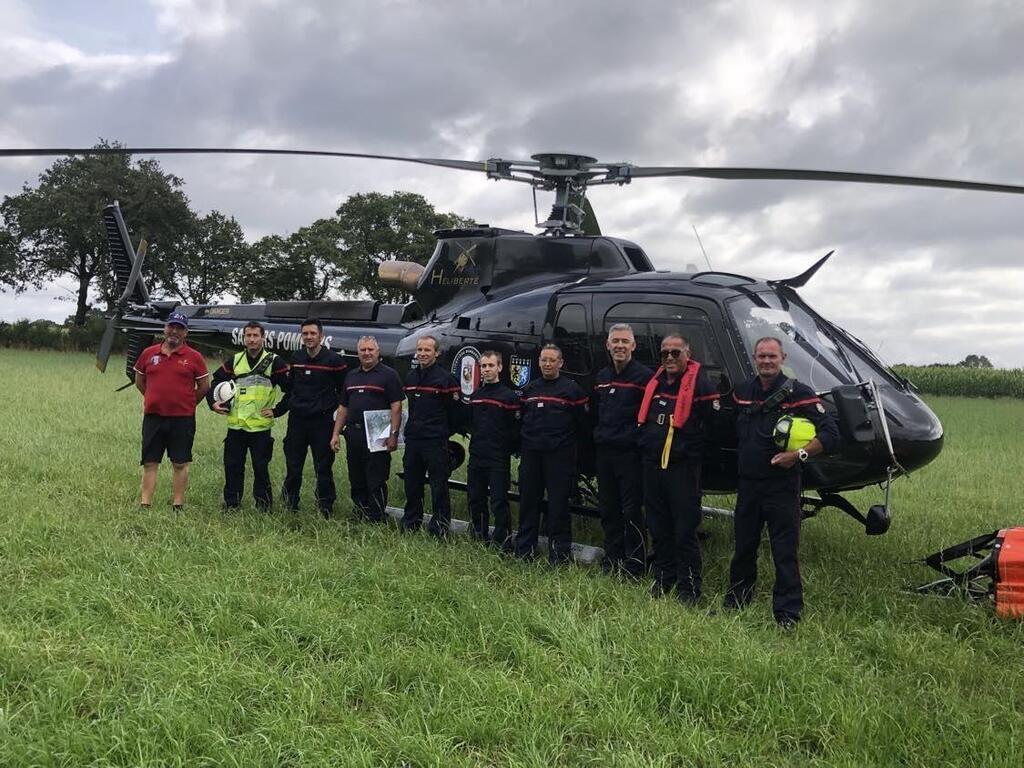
[
  {"xmin": 330, "ymin": 335, "xmax": 404, "ymax": 523},
  {"xmin": 207, "ymin": 321, "xmax": 289, "ymax": 511},
  {"xmin": 724, "ymin": 336, "xmax": 839, "ymax": 629},
  {"xmin": 638, "ymin": 334, "xmax": 719, "ymax": 605},
  {"xmin": 466, "ymin": 350, "xmax": 520, "ymax": 550},
  {"xmin": 515, "ymin": 344, "xmax": 589, "ymax": 565},
  {"xmin": 278, "ymin": 318, "xmax": 348, "ymax": 518},
  {"xmin": 133, "ymin": 311, "xmax": 210, "ymax": 511},
  {"xmin": 399, "ymin": 335, "xmax": 460, "ymax": 538},
  {"xmin": 592, "ymin": 323, "xmax": 653, "ymax": 578}
]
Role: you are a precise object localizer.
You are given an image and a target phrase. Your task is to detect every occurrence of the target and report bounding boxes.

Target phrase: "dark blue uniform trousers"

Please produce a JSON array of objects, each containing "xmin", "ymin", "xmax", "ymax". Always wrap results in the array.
[
  {"xmin": 596, "ymin": 446, "xmax": 646, "ymax": 576},
  {"xmin": 726, "ymin": 476, "xmax": 803, "ymax": 622},
  {"xmin": 516, "ymin": 446, "xmax": 576, "ymax": 564},
  {"xmin": 282, "ymin": 413, "xmax": 336, "ymax": 515},
  {"xmin": 643, "ymin": 459, "xmax": 703, "ymax": 599},
  {"xmin": 467, "ymin": 461, "xmax": 512, "ymax": 549},
  {"xmin": 224, "ymin": 428, "xmax": 274, "ymax": 509},
  {"xmin": 345, "ymin": 427, "xmax": 391, "ymax": 523},
  {"xmin": 401, "ymin": 438, "xmax": 452, "ymax": 535}
]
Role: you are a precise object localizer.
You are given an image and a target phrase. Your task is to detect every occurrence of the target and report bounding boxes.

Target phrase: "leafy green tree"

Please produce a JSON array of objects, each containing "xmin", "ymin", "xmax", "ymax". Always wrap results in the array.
[
  {"xmin": 164, "ymin": 211, "xmax": 248, "ymax": 304},
  {"xmin": 957, "ymin": 354, "xmax": 993, "ymax": 369},
  {"xmin": 241, "ymin": 219, "xmax": 344, "ymax": 302},
  {"xmin": 333, "ymin": 191, "xmax": 470, "ymax": 303},
  {"xmin": 0, "ymin": 227, "xmax": 16, "ymax": 289},
  {"xmin": 0, "ymin": 140, "xmax": 194, "ymax": 325}
]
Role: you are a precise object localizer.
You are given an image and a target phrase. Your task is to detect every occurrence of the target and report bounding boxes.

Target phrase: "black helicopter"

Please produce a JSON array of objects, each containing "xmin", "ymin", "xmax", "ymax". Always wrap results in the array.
[{"xmin": 7, "ymin": 147, "xmax": 1024, "ymax": 533}]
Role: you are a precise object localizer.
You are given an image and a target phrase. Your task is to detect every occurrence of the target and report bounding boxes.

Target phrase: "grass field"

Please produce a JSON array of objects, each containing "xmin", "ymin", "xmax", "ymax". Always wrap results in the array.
[{"xmin": 2, "ymin": 349, "xmax": 1023, "ymax": 767}]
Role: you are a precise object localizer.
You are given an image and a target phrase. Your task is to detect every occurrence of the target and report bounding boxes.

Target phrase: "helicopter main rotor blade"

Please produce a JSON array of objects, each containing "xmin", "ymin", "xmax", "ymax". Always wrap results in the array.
[
  {"xmin": 626, "ymin": 166, "xmax": 1024, "ymax": 195},
  {"xmin": 7, "ymin": 147, "xmax": 1024, "ymax": 195},
  {"xmin": 0, "ymin": 147, "xmax": 487, "ymax": 174}
]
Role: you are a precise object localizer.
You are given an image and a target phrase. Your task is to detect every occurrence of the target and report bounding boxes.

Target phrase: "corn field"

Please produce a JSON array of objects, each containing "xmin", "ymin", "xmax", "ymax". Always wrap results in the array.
[{"xmin": 893, "ymin": 365, "xmax": 1024, "ymax": 399}]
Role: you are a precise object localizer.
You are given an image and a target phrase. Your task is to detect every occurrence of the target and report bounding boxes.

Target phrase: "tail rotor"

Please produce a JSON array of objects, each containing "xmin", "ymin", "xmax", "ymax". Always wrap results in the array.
[{"xmin": 96, "ymin": 201, "xmax": 150, "ymax": 373}]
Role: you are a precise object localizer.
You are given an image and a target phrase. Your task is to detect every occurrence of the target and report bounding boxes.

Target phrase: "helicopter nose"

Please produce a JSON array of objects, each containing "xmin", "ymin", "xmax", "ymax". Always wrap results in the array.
[{"xmin": 880, "ymin": 385, "xmax": 944, "ymax": 473}]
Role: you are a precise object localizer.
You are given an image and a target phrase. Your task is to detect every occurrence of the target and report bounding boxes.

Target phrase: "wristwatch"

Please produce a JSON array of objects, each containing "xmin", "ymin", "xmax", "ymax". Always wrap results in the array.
[{"xmin": 797, "ymin": 448, "xmax": 810, "ymax": 462}]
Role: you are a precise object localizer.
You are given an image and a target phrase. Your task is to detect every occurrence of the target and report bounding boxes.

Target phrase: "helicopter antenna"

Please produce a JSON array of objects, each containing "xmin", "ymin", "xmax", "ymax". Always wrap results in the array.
[{"xmin": 692, "ymin": 225, "xmax": 713, "ymax": 270}]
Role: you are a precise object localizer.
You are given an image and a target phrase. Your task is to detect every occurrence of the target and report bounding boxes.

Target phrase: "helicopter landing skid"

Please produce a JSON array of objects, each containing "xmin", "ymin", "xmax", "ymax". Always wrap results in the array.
[
  {"xmin": 804, "ymin": 491, "xmax": 892, "ymax": 535},
  {"xmin": 445, "ymin": 477, "xmax": 735, "ymax": 523}
]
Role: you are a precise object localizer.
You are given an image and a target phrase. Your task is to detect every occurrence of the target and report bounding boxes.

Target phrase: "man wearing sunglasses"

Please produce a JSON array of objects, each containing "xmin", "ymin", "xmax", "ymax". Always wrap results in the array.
[{"xmin": 637, "ymin": 335, "xmax": 719, "ymax": 605}]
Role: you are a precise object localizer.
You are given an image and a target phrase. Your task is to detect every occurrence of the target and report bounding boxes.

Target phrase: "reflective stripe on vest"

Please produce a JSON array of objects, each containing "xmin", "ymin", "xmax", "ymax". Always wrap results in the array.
[{"xmin": 227, "ymin": 350, "xmax": 276, "ymax": 432}]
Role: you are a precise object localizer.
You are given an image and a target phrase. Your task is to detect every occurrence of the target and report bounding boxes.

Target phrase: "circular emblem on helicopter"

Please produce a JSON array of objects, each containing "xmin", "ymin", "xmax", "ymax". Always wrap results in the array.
[{"xmin": 451, "ymin": 345, "xmax": 481, "ymax": 398}]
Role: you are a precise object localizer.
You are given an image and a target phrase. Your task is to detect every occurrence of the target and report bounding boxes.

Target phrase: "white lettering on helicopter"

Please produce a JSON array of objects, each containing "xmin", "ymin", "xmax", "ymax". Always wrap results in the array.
[
  {"xmin": 230, "ymin": 326, "xmax": 334, "ymax": 351},
  {"xmin": 429, "ymin": 270, "xmax": 479, "ymax": 286}
]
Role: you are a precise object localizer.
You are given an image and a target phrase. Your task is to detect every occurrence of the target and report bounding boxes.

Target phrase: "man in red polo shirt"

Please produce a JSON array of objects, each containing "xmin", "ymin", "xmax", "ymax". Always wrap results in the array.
[{"xmin": 133, "ymin": 311, "xmax": 210, "ymax": 510}]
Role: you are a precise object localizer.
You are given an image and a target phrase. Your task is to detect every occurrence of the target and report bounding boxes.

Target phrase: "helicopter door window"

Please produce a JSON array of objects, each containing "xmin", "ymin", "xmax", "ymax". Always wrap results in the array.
[
  {"xmin": 629, "ymin": 323, "xmax": 659, "ymax": 369},
  {"xmin": 648, "ymin": 321, "xmax": 725, "ymax": 386},
  {"xmin": 553, "ymin": 302, "xmax": 593, "ymax": 374},
  {"xmin": 603, "ymin": 302, "xmax": 727, "ymax": 386}
]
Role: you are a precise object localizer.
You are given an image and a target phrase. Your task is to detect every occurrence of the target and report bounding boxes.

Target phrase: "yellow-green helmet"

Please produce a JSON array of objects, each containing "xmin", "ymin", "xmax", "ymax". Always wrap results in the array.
[{"xmin": 773, "ymin": 416, "xmax": 817, "ymax": 451}]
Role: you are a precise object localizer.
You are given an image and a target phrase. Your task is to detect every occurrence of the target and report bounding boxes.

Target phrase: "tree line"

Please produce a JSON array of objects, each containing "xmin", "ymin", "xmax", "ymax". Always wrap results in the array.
[{"xmin": 0, "ymin": 141, "xmax": 470, "ymax": 325}]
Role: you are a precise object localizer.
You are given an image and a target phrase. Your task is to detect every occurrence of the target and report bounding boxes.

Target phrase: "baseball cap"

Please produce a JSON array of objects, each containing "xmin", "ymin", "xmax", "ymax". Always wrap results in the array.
[{"xmin": 166, "ymin": 311, "xmax": 189, "ymax": 328}]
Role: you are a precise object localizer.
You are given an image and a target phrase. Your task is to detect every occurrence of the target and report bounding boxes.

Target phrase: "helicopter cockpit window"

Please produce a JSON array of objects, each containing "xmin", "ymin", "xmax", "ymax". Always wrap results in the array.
[
  {"xmin": 726, "ymin": 292, "xmax": 901, "ymax": 391},
  {"xmin": 554, "ymin": 303, "xmax": 593, "ymax": 374}
]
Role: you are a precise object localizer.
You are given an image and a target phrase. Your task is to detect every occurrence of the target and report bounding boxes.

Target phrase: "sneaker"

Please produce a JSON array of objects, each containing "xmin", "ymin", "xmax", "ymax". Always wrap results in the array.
[{"xmin": 172, "ymin": 504, "xmax": 184, "ymax": 513}]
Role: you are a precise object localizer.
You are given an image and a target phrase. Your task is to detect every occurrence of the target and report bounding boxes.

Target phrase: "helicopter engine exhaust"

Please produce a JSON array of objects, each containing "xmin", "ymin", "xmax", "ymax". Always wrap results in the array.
[{"xmin": 378, "ymin": 260, "xmax": 425, "ymax": 292}]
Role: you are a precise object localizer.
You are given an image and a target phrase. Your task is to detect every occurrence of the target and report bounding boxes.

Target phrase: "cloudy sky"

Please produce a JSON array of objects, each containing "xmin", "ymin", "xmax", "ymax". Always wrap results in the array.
[{"xmin": 2, "ymin": 0, "xmax": 1023, "ymax": 366}]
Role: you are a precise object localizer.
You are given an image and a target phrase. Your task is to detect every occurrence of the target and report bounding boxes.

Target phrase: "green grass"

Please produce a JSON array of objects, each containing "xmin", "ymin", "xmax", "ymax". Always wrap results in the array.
[{"xmin": 2, "ymin": 349, "xmax": 1023, "ymax": 766}]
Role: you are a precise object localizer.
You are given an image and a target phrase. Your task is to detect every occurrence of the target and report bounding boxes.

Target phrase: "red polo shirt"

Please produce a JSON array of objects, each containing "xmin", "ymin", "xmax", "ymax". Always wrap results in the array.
[{"xmin": 133, "ymin": 343, "xmax": 210, "ymax": 416}]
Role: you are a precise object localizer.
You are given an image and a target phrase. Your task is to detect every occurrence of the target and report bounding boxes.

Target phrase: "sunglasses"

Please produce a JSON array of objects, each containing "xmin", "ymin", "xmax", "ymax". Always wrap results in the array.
[{"xmin": 660, "ymin": 348, "xmax": 685, "ymax": 359}]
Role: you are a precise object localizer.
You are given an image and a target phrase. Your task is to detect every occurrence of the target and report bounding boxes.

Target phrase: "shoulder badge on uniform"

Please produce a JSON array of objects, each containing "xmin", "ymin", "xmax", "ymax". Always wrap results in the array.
[
  {"xmin": 713, "ymin": 399, "xmax": 721, "ymax": 411},
  {"xmin": 816, "ymin": 402, "xmax": 825, "ymax": 413}
]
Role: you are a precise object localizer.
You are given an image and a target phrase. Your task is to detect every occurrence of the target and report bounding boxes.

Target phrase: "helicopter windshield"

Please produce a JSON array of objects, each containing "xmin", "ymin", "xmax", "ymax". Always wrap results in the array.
[{"xmin": 726, "ymin": 291, "xmax": 902, "ymax": 392}]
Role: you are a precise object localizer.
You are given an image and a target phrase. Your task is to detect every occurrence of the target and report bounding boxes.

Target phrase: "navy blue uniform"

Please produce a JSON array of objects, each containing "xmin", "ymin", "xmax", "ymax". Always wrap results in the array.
[
  {"xmin": 639, "ymin": 366, "xmax": 719, "ymax": 601},
  {"xmin": 467, "ymin": 381, "xmax": 521, "ymax": 549},
  {"xmin": 726, "ymin": 373, "xmax": 839, "ymax": 624},
  {"xmin": 279, "ymin": 347, "xmax": 347, "ymax": 515},
  {"xmin": 516, "ymin": 375, "xmax": 588, "ymax": 563},
  {"xmin": 208, "ymin": 350, "xmax": 288, "ymax": 510},
  {"xmin": 592, "ymin": 359, "xmax": 652, "ymax": 576},
  {"xmin": 340, "ymin": 363, "xmax": 404, "ymax": 522},
  {"xmin": 400, "ymin": 362, "xmax": 460, "ymax": 536}
]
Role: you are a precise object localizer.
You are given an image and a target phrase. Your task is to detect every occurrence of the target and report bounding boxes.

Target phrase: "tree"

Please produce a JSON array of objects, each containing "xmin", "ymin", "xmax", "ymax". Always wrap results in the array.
[
  {"xmin": 0, "ymin": 140, "xmax": 193, "ymax": 325},
  {"xmin": 242, "ymin": 219, "xmax": 345, "ymax": 302},
  {"xmin": 957, "ymin": 354, "xmax": 993, "ymax": 369},
  {"xmin": 164, "ymin": 211, "xmax": 248, "ymax": 304},
  {"xmin": 0, "ymin": 228, "xmax": 16, "ymax": 289},
  {"xmin": 333, "ymin": 191, "xmax": 471, "ymax": 303}
]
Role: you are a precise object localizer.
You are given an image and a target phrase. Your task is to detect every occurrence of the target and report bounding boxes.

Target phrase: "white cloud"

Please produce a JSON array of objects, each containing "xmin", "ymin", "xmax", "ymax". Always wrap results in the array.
[{"xmin": 2, "ymin": 0, "xmax": 1024, "ymax": 367}]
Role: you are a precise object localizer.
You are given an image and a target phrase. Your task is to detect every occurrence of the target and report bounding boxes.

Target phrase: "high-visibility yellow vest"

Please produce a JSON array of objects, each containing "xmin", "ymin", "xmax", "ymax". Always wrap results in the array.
[{"xmin": 227, "ymin": 350, "xmax": 278, "ymax": 432}]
